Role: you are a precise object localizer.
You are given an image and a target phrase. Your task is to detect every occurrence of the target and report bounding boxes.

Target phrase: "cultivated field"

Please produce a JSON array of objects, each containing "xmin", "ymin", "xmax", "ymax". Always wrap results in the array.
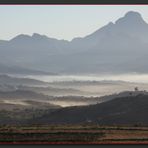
[{"xmin": 0, "ymin": 124, "xmax": 148, "ymax": 144}]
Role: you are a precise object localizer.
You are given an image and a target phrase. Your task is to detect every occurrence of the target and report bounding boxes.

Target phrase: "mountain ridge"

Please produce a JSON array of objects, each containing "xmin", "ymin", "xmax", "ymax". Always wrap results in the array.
[
  {"xmin": 0, "ymin": 11, "xmax": 148, "ymax": 74},
  {"xmin": 1, "ymin": 11, "xmax": 146, "ymax": 42}
]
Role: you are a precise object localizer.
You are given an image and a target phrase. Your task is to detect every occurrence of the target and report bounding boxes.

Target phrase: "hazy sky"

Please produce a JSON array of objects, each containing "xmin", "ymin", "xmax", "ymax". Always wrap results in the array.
[{"xmin": 0, "ymin": 5, "xmax": 148, "ymax": 41}]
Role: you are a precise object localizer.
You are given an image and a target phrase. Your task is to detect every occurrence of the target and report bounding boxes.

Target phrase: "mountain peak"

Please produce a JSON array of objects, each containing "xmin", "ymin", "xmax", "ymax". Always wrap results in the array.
[
  {"xmin": 124, "ymin": 11, "xmax": 142, "ymax": 18},
  {"xmin": 32, "ymin": 33, "xmax": 43, "ymax": 38},
  {"xmin": 115, "ymin": 11, "xmax": 145, "ymax": 25},
  {"xmin": 32, "ymin": 33, "xmax": 49, "ymax": 40},
  {"xmin": 32, "ymin": 33, "xmax": 42, "ymax": 37},
  {"xmin": 10, "ymin": 34, "xmax": 31, "ymax": 42}
]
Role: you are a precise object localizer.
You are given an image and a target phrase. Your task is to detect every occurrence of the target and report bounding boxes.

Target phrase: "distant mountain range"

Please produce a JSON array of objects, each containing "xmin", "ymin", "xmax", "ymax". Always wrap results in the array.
[
  {"xmin": 0, "ymin": 11, "xmax": 148, "ymax": 74},
  {"xmin": 0, "ymin": 63, "xmax": 56, "ymax": 75},
  {"xmin": 0, "ymin": 74, "xmax": 47, "ymax": 86}
]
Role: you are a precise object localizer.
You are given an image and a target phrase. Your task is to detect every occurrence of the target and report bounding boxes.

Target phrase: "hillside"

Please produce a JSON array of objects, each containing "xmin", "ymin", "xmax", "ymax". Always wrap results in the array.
[{"xmin": 32, "ymin": 93, "xmax": 148, "ymax": 126}]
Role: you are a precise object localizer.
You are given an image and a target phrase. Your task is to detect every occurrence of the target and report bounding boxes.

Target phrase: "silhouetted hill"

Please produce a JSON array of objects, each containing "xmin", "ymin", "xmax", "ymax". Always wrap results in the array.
[{"xmin": 33, "ymin": 93, "xmax": 148, "ymax": 126}]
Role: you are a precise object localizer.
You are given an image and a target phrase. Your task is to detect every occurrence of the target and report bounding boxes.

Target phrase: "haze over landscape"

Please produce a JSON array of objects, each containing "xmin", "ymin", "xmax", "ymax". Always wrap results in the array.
[
  {"xmin": 1, "ymin": 10, "xmax": 148, "ymax": 76},
  {"xmin": 0, "ymin": 5, "xmax": 148, "ymax": 130}
]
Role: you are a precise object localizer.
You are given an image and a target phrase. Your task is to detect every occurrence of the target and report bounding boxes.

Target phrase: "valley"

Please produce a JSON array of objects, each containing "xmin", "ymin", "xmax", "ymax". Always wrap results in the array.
[{"xmin": 0, "ymin": 9, "xmax": 148, "ymax": 144}]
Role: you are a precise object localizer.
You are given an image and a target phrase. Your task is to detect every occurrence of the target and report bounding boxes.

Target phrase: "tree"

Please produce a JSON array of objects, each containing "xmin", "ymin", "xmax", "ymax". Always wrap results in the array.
[{"xmin": 134, "ymin": 87, "xmax": 139, "ymax": 91}]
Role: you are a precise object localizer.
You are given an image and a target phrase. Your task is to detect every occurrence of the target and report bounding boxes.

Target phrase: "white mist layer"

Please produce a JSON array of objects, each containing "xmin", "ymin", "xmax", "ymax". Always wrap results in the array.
[
  {"xmin": 14, "ymin": 73, "xmax": 148, "ymax": 84},
  {"xmin": 3, "ymin": 100, "xmax": 29, "ymax": 106},
  {"xmin": 48, "ymin": 100, "xmax": 90, "ymax": 107}
]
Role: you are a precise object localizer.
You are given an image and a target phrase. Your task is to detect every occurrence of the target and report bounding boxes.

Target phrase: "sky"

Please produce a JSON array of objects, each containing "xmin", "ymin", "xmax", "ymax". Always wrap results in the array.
[{"xmin": 0, "ymin": 5, "xmax": 148, "ymax": 41}]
